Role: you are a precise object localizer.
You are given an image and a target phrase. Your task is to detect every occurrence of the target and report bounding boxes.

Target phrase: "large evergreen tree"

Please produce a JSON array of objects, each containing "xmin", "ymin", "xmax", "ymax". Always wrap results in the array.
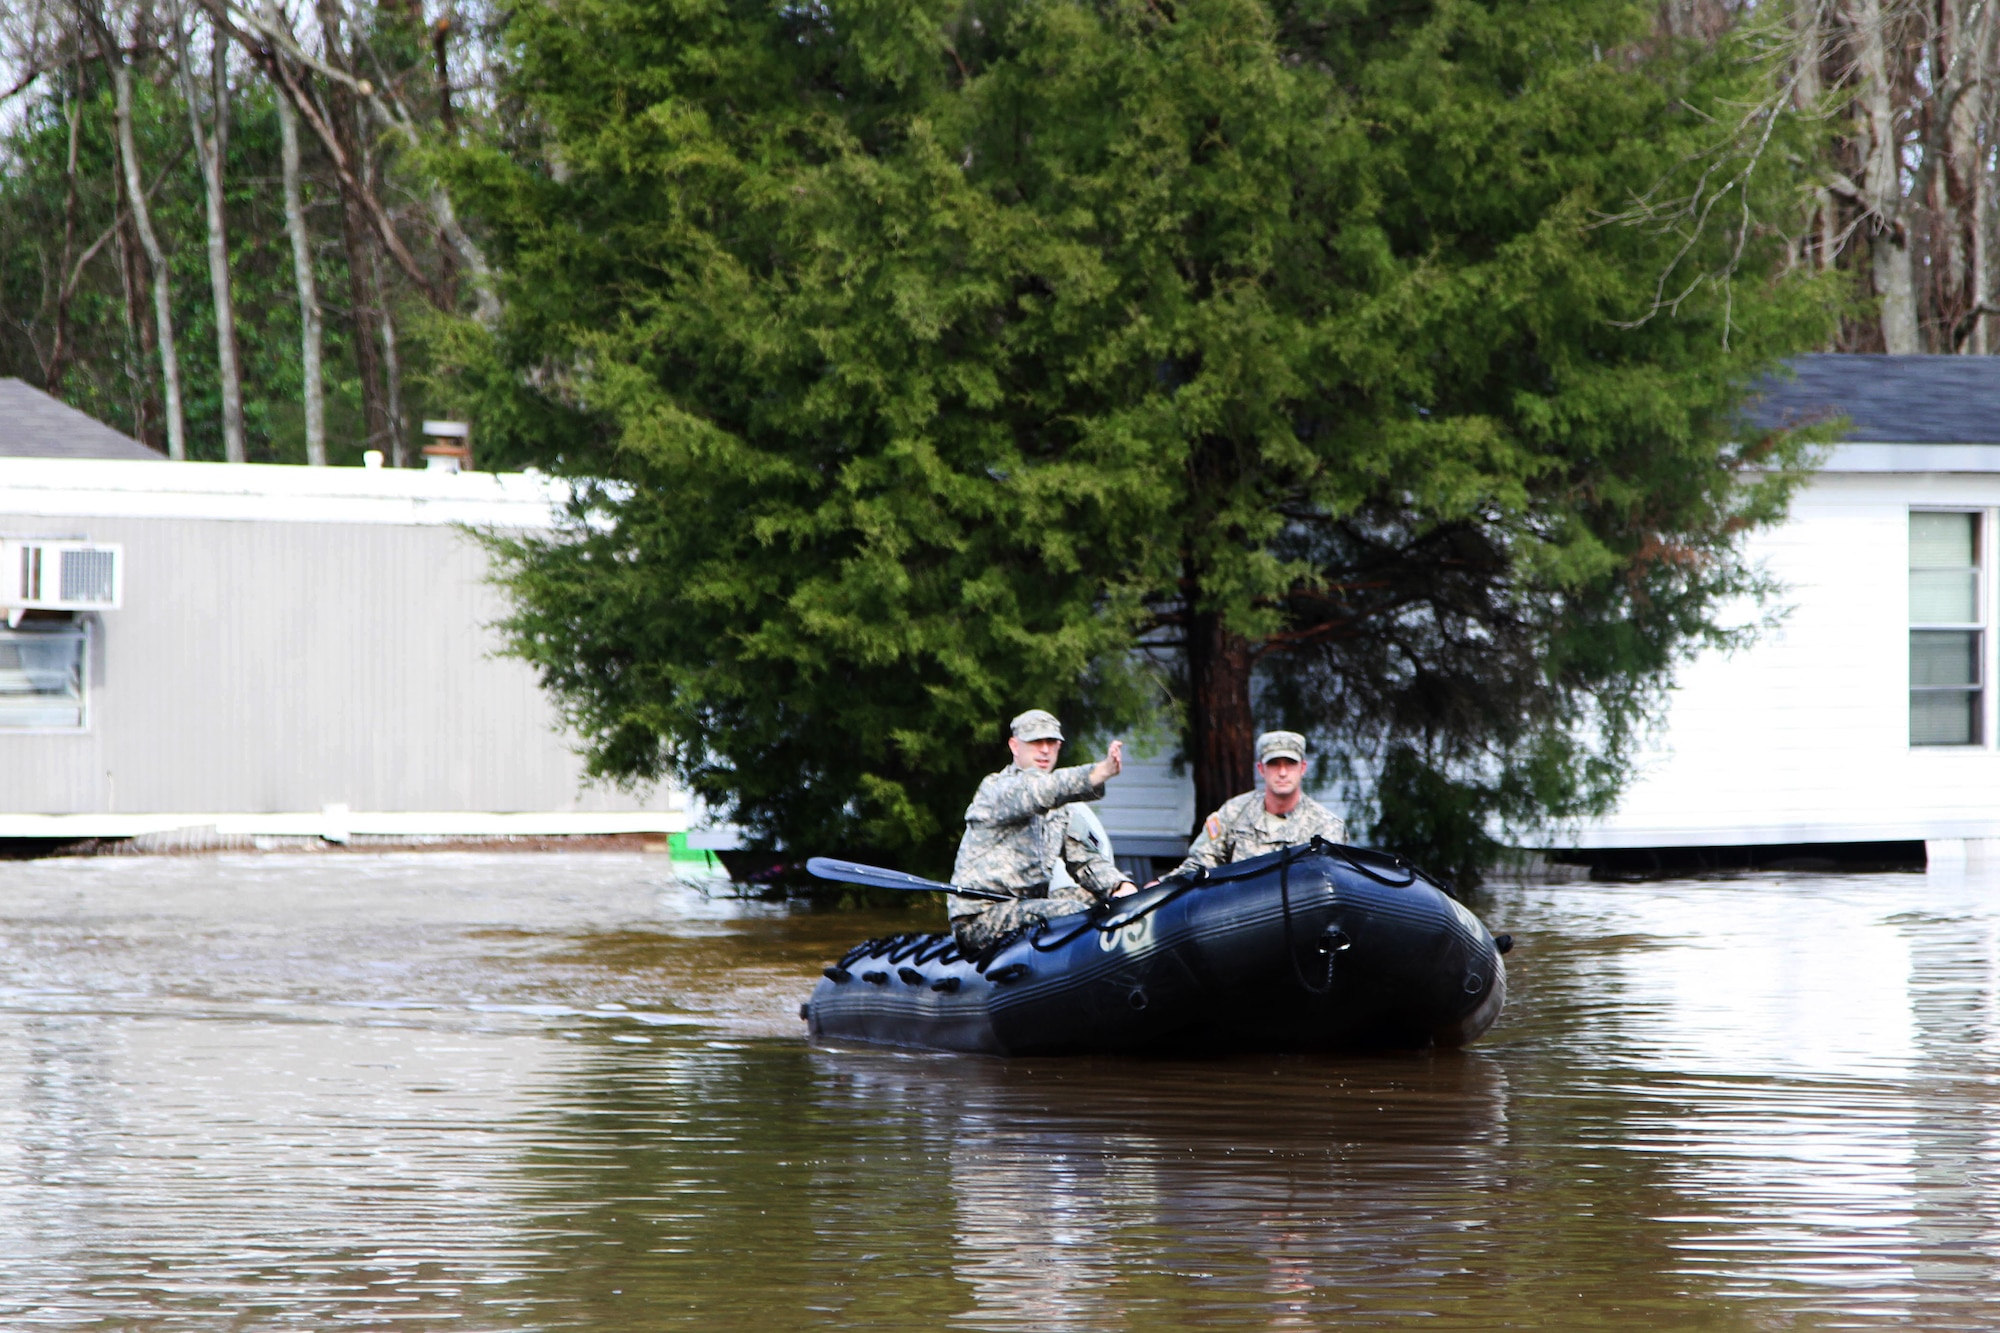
[{"xmin": 466, "ymin": 0, "xmax": 1838, "ymax": 879}]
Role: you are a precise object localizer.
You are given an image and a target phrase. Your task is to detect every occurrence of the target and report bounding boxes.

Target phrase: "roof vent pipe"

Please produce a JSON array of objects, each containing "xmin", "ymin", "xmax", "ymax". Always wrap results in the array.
[{"xmin": 421, "ymin": 420, "xmax": 472, "ymax": 473}]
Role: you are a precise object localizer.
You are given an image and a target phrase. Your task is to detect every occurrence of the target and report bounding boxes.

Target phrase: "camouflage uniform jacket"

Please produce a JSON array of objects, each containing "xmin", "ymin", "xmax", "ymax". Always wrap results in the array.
[
  {"xmin": 1171, "ymin": 791, "xmax": 1346, "ymax": 877},
  {"xmin": 948, "ymin": 763, "xmax": 1126, "ymax": 923}
]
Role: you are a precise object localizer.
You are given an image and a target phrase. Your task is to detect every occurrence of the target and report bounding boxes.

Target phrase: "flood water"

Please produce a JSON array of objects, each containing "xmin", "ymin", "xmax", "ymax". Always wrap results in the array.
[{"xmin": 3, "ymin": 854, "xmax": 2000, "ymax": 1329}]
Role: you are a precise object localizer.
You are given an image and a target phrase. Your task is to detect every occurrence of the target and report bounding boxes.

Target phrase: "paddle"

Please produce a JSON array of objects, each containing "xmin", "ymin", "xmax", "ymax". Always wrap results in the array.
[{"xmin": 804, "ymin": 856, "xmax": 1011, "ymax": 902}]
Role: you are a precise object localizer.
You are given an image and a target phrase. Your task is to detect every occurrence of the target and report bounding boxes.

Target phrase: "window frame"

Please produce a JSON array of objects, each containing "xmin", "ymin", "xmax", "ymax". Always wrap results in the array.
[
  {"xmin": 1910, "ymin": 507, "xmax": 1990, "ymax": 749},
  {"xmin": 0, "ymin": 615, "xmax": 91, "ymax": 735}
]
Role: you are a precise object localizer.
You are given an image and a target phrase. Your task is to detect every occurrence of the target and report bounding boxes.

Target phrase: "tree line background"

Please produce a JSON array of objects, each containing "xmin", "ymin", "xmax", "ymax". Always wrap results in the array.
[
  {"xmin": 0, "ymin": 0, "xmax": 505, "ymax": 465},
  {"xmin": 0, "ymin": 0, "xmax": 1978, "ymax": 880}
]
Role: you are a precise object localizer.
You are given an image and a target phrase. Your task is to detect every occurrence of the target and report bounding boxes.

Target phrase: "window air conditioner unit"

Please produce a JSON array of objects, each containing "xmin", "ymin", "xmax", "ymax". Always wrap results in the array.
[{"xmin": 1, "ymin": 540, "xmax": 123, "ymax": 611}]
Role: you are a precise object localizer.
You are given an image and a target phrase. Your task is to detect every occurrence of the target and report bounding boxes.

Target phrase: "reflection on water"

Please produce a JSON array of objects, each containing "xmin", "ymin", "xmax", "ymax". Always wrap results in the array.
[{"xmin": 5, "ymin": 855, "xmax": 2000, "ymax": 1326}]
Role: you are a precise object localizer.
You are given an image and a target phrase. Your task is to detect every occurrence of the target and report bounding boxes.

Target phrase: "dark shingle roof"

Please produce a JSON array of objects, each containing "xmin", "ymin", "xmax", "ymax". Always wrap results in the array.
[
  {"xmin": 1745, "ymin": 354, "xmax": 2000, "ymax": 444},
  {"xmin": 0, "ymin": 378, "xmax": 164, "ymax": 460}
]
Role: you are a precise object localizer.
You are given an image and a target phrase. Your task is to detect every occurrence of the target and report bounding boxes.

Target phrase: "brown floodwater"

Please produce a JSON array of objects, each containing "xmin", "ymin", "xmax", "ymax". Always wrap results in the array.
[{"xmin": 1, "ymin": 852, "xmax": 1997, "ymax": 1329}]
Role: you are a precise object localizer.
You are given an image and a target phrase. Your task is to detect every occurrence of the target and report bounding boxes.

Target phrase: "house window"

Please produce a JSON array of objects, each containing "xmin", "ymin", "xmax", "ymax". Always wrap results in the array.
[
  {"xmin": 1911, "ymin": 511, "xmax": 1983, "ymax": 746},
  {"xmin": 0, "ymin": 619, "xmax": 87, "ymax": 730}
]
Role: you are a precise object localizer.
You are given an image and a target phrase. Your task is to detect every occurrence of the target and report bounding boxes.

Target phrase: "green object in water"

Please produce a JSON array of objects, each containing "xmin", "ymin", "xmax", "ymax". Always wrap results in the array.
[{"xmin": 667, "ymin": 832, "xmax": 721, "ymax": 870}]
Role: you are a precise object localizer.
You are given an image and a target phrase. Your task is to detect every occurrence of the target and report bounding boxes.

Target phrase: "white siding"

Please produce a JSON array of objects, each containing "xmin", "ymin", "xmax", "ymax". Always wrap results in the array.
[
  {"xmin": 1575, "ymin": 469, "xmax": 2000, "ymax": 847},
  {"xmin": 0, "ymin": 464, "xmax": 671, "ymax": 821}
]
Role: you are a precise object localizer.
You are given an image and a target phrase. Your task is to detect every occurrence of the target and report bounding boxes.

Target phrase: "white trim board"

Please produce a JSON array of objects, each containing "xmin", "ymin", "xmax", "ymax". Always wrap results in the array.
[
  {"xmin": 0, "ymin": 811, "xmax": 686, "ymax": 840},
  {"xmin": 0, "ymin": 457, "xmax": 571, "ymax": 529},
  {"xmin": 1823, "ymin": 443, "xmax": 2000, "ymax": 472}
]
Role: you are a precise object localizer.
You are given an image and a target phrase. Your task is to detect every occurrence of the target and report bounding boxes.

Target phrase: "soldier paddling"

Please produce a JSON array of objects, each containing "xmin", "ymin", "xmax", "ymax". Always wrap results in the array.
[{"xmin": 948, "ymin": 709, "xmax": 1138, "ymax": 953}]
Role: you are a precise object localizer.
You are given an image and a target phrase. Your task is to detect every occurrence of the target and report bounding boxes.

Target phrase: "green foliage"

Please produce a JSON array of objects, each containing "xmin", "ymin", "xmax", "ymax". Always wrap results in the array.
[
  {"xmin": 1370, "ymin": 746, "xmax": 1497, "ymax": 896},
  {"xmin": 407, "ymin": 309, "xmax": 612, "ymax": 472},
  {"xmin": 466, "ymin": 0, "xmax": 1839, "ymax": 874},
  {"xmin": 1239, "ymin": 2, "xmax": 1845, "ymax": 880}
]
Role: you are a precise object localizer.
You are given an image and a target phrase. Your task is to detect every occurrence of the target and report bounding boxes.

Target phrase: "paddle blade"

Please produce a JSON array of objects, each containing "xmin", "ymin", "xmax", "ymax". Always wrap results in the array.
[{"xmin": 804, "ymin": 857, "xmax": 1008, "ymax": 902}]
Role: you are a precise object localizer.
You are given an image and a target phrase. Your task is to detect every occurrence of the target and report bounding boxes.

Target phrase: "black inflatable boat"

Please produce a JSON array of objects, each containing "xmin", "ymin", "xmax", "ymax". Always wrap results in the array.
[{"xmin": 804, "ymin": 840, "xmax": 1508, "ymax": 1056}]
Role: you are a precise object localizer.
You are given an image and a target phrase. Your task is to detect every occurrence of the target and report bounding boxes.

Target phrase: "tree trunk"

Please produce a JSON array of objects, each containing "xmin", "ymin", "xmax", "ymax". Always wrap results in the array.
[
  {"xmin": 339, "ymin": 199, "xmax": 390, "ymax": 456},
  {"xmin": 275, "ymin": 87, "xmax": 326, "ymax": 464},
  {"xmin": 1186, "ymin": 607, "xmax": 1258, "ymax": 833},
  {"xmin": 175, "ymin": 20, "xmax": 246, "ymax": 461},
  {"xmin": 358, "ymin": 131, "xmax": 408, "ymax": 464},
  {"xmin": 48, "ymin": 72, "xmax": 83, "ymax": 393},
  {"xmin": 315, "ymin": 0, "xmax": 389, "ymax": 455},
  {"xmin": 428, "ymin": 15, "xmax": 459, "ymax": 308},
  {"xmin": 432, "ymin": 16, "xmax": 457, "ymax": 139},
  {"xmin": 1928, "ymin": 0, "xmax": 1993, "ymax": 352},
  {"xmin": 1963, "ymin": 0, "xmax": 1999, "ymax": 353},
  {"xmin": 106, "ymin": 45, "xmax": 187, "ymax": 459},
  {"xmin": 1789, "ymin": 0, "xmax": 1835, "ymax": 275},
  {"xmin": 109, "ymin": 142, "xmax": 163, "ymax": 450},
  {"xmin": 1847, "ymin": 0, "xmax": 1920, "ymax": 352},
  {"xmin": 1979, "ymin": 133, "xmax": 1992, "ymax": 354},
  {"xmin": 374, "ymin": 248, "xmax": 407, "ymax": 466}
]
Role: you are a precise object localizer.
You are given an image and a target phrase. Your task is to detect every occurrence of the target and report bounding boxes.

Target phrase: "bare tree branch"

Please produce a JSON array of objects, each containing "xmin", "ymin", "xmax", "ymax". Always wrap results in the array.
[{"xmin": 194, "ymin": 0, "xmax": 447, "ymax": 308}]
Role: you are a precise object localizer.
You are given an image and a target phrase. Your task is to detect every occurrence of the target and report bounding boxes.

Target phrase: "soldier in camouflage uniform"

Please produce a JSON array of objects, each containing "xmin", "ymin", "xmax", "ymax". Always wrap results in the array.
[
  {"xmin": 949, "ymin": 709, "xmax": 1138, "ymax": 953},
  {"xmin": 1169, "ymin": 731, "xmax": 1346, "ymax": 877}
]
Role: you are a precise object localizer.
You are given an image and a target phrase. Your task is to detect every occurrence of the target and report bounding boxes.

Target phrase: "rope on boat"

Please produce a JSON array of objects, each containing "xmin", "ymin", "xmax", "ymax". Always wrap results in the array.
[
  {"xmin": 1026, "ymin": 915, "xmax": 1100, "ymax": 952},
  {"xmin": 913, "ymin": 935, "xmax": 959, "ymax": 966},
  {"xmin": 838, "ymin": 931, "xmax": 962, "ymax": 971},
  {"xmin": 1277, "ymin": 844, "xmax": 1337, "ymax": 996}
]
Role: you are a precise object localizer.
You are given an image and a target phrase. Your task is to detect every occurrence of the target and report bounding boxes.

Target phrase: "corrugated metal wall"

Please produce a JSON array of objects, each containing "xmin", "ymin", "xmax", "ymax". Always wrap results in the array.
[{"xmin": 0, "ymin": 513, "xmax": 672, "ymax": 815}]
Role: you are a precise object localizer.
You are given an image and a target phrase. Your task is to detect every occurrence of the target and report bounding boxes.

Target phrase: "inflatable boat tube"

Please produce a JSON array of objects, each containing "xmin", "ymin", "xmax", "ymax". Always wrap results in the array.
[{"xmin": 804, "ymin": 841, "xmax": 1507, "ymax": 1056}]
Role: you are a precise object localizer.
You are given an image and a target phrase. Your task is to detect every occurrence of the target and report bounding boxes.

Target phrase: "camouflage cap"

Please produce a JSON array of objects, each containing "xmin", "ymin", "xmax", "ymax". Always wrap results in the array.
[
  {"xmin": 1010, "ymin": 709, "xmax": 1064, "ymax": 743},
  {"xmin": 1256, "ymin": 730, "xmax": 1306, "ymax": 763}
]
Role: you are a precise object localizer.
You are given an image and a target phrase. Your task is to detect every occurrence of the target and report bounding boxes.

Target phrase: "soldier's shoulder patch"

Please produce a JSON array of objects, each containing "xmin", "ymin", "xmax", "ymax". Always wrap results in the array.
[{"xmin": 1204, "ymin": 814, "xmax": 1222, "ymax": 840}]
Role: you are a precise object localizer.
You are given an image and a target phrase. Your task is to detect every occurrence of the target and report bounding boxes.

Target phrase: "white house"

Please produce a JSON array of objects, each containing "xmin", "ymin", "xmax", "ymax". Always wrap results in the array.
[
  {"xmin": 1559, "ymin": 354, "xmax": 2000, "ymax": 870},
  {"xmin": 0, "ymin": 380, "xmax": 683, "ymax": 849}
]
